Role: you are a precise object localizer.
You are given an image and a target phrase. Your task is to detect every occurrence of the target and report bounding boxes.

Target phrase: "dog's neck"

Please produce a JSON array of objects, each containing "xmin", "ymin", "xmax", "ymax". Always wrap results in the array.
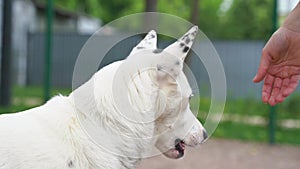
[{"xmin": 68, "ymin": 61, "xmax": 162, "ymax": 168}]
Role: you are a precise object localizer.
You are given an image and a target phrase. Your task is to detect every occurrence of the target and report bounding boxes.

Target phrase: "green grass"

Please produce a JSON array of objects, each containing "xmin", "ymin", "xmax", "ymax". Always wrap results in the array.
[
  {"xmin": 213, "ymin": 121, "xmax": 269, "ymax": 143},
  {"xmin": 191, "ymin": 95, "xmax": 300, "ymax": 146},
  {"xmin": 212, "ymin": 121, "xmax": 300, "ymax": 146},
  {"xmin": 13, "ymin": 86, "xmax": 71, "ymax": 98},
  {"xmin": 0, "ymin": 86, "xmax": 71, "ymax": 114},
  {"xmin": 193, "ymin": 95, "xmax": 300, "ymax": 120}
]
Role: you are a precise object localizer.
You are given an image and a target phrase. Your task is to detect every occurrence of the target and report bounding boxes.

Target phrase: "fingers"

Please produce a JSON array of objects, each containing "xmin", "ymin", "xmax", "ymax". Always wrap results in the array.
[
  {"xmin": 268, "ymin": 77, "xmax": 282, "ymax": 106},
  {"xmin": 253, "ymin": 50, "xmax": 271, "ymax": 83},
  {"xmin": 262, "ymin": 74, "xmax": 274, "ymax": 103},
  {"xmin": 282, "ymin": 75, "xmax": 300, "ymax": 97},
  {"xmin": 264, "ymin": 75, "xmax": 300, "ymax": 106},
  {"xmin": 263, "ymin": 75, "xmax": 284, "ymax": 106},
  {"xmin": 275, "ymin": 78, "xmax": 289, "ymax": 103}
]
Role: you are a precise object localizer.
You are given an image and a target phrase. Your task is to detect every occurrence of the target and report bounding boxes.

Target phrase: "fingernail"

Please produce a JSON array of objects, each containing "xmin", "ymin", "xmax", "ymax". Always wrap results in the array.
[{"xmin": 252, "ymin": 75, "xmax": 258, "ymax": 82}]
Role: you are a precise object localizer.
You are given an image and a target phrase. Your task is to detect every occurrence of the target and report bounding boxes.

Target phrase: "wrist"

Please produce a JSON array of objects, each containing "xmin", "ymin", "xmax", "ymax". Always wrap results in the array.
[{"xmin": 282, "ymin": 2, "xmax": 300, "ymax": 33}]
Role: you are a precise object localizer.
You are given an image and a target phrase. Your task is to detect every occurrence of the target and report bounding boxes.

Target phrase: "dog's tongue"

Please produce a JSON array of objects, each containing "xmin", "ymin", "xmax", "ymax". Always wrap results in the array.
[
  {"xmin": 175, "ymin": 139, "xmax": 185, "ymax": 158},
  {"xmin": 163, "ymin": 148, "xmax": 183, "ymax": 159},
  {"xmin": 163, "ymin": 139, "xmax": 185, "ymax": 159}
]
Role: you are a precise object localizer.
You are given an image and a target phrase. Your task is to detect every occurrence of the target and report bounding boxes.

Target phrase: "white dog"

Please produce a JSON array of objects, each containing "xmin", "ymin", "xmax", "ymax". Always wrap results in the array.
[{"xmin": 0, "ymin": 26, "xmax": 207, "ymax": 169}]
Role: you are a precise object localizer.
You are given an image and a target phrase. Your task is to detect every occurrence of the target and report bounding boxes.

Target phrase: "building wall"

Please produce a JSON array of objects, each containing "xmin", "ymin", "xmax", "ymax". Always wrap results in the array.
[
  {"xmin": 8, "ymin": 0, "xmax": 101, "ymax": 86},
  {"xmin": 12, "ymin": 0, "xmax": 37, "ymax": 86}
]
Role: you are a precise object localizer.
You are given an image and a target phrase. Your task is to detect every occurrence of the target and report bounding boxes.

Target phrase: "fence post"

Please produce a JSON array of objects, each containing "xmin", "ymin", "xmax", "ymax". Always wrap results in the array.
[
  {"xmin": 269, "ymin": 0, "xmax": 278, "ymax": 145},
  {"xmin": 44, "ymin": 0, "xmax": 53, "ymax": 102},
  {"xmin": 269, "ymin": 106, "xmax": 277, "ymax": 144},
  {"xmin": 0, "ymin": 0, "xmax": 13, "ymax": 106}
]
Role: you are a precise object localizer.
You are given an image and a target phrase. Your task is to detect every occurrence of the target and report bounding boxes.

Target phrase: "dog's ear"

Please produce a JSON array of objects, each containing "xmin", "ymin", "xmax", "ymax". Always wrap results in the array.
[
  {"xmin": 163, "ymin": 26, "xmax": 198, "ymax": 61},
  {"xmin": 129, "ymin": 30, "xmax": 157, "ymax": 56},
  {"xmin": 155, "ymin": 54, "xmax": 183, "ymax": 86}
]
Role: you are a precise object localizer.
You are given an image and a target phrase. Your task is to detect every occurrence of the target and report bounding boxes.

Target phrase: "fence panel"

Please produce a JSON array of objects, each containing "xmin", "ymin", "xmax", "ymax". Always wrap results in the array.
[{"xmin": 27, "ymin": 33, "xmax": 265, "ymax": 99}]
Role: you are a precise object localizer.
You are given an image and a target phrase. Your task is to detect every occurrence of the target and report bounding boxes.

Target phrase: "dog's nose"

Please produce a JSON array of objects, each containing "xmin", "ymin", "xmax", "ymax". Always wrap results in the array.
[{"xmin": 203, "ymin": 129, "xmax": 208, "ymax": 141}]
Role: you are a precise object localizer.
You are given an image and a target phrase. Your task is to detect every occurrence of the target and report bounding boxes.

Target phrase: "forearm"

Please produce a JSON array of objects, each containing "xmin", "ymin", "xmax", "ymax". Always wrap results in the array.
[{"xmin": 282, "ymin": 2, "xmax": 300, "ymax": 32}]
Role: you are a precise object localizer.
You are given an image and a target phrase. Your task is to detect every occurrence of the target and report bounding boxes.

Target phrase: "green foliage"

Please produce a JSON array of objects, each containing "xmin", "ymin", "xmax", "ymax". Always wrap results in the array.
[
  {"xmin": 191, "ymin": 96, "xmax": 300, "ymax": 145},
  {"xmin": 225, "ymin": 98, "xmax": 269, "ymax": 117},
  {"xmin": 281, "ymin": 94, "xmax": 300, "ymax": 113},
  {"xmin": 45, "ymin": 0, "xmax": 274, "ymax": 40},
  {"xmin": 0, "ymin": 86, "xmax": 71, "ymax": 114},
  {"xmin": 55, "ymin": 0, "xmax": 78, "ymax": 11},
  {"xmin": 96, "ymin": 0, "xmax": 142, "ymax": 24},
  {"xmin": 37, "ymin": 0, "xmax": 142, "ymax": 24},
  {"xmin": 198, "ymin": 0, "xmax": 224, "ymax": 39},
  {"xmin": 214, "ymin": 121, "xmax": 268, "ymax": 143},
  {"xmin": 278, "ymin": 94, "xmax": 300, "ymax": 119},
  {"xmin": 214, "ymin": 121, "xmax": 300, "ymax": 145},
  {"xmin": 156, "ymin": 0, "xmax": 274, "ymax": 40},
  {"xmin": 211, "ymin": 96, "xmax": 300, "ymax": 120},
  {"xmin": 157, "ymin": 0, "xmax": 190, "ymax": 20},
  {"xmin": 216, "ymin": 0, "xmax": 273, "ymax": 40},
  {"xmin": 275, "ymin": 127, "xmax": 300, "ymax": 145}
]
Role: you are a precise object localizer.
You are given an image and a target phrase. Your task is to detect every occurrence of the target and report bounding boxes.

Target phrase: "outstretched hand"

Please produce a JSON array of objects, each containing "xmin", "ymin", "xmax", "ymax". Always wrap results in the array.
[{"xmin": 253, "ymin": 27, "xmax": 300, "ymax": 106}]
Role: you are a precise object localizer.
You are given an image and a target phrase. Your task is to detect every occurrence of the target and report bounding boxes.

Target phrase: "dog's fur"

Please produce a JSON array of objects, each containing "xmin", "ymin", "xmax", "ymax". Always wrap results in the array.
[{"xmin": 0, "ymin": 26, "xmax": 206, "ymax": 169}]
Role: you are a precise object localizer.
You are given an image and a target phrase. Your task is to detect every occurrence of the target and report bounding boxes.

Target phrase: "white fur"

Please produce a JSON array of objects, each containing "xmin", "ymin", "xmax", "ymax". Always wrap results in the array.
[{"xmin": 0, "ymin": 26, "xmax": 206, "ymax": 169}]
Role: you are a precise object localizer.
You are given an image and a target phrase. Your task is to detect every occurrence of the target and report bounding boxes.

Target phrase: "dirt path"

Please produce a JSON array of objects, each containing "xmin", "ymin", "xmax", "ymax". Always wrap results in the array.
[{"xmin": 137, "ymin": 139, "xmax": 300, "ymax": 169}]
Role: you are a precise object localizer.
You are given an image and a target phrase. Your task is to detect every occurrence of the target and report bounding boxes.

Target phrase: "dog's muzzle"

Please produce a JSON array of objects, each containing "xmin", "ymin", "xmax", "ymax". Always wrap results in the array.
[
  {"xmin": 163, "ymin": 129, "xmax": 208, "ymax": 159},
  {"xmin": 163, "ymin": 139, "xmax": 185, "ymax": 159}
]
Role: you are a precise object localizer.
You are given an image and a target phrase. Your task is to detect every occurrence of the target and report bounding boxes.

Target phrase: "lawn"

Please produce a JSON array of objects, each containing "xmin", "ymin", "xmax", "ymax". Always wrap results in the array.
[
  {"xmin": 1, "ymin": 86, "xmax": 300, "ymax": 146},
  {"xmin": 193, "ymin": 95, "xmax": 300, "ymax": 146},
  {"xmin": 0, "ymin": 86, "xmax": 71, "ymax": 114}
]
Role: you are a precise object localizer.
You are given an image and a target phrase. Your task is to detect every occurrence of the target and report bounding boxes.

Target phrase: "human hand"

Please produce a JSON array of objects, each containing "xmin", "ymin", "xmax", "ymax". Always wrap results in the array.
[{"xmin": 253, "ymin": 27, "xmax": 300, "ymax": 106}]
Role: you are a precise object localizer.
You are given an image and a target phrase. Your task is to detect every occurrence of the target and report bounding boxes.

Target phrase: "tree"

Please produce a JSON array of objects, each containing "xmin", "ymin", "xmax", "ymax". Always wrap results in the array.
[
  {"xmin": 198, "ymin": 0, "xmax": 223, "ymax": 39},
  {"xmin": 97, "ymin": 0, "xmax": 138, "ymax": 23},
  {"xmin": 157, "ymin": 0, "xmax": 190, "ymax": 20},
  {"xmin": 190, "ymin": 0, "xmax": 200, "ymax": 25},
  {"xmin": 38, "ymin": 0, "xmax": 274, "ymax": 40},
  {"xmin": 37, "ymin": 0, "xmax": 139, "ymax": 24},
  {"xmin": 145, "ymin": 0, "xmax": 157, "ymax": 12},
  {"xmin": 217, "ymin": 0, "xmax": 273, "ymax": 40}
]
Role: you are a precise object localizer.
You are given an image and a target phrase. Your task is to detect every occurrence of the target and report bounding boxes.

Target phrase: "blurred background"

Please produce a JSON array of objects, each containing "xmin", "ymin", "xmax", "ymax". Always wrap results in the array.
[{"xmin": 0, "ymin": 0, "xmax": 300, "ymax": 168}]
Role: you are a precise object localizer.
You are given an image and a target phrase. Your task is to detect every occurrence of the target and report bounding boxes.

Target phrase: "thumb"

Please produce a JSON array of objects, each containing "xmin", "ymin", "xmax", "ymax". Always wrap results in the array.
[{"xmin": 253, "ymin": 50, "xmax": 270, "ymax": 83}]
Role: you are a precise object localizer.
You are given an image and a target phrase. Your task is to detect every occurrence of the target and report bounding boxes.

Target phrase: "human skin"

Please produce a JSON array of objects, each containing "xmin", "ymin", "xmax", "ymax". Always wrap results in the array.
[{"xmin": 253, "ymin": 2, "xmax": 300, "ymax": 106}]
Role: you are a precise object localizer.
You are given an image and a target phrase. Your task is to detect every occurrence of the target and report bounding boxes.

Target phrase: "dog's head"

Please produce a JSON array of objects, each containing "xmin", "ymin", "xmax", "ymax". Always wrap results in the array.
[{"xmin": 127, "ymin": 26, "xmax": 207, "ymax": 159}]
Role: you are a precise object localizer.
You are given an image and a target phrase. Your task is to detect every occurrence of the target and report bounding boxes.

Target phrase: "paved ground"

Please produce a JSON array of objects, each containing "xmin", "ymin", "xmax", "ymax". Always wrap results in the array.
[{"xmin": 137, "ymin": 139, "xmax": 300, "ymax": 169}]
